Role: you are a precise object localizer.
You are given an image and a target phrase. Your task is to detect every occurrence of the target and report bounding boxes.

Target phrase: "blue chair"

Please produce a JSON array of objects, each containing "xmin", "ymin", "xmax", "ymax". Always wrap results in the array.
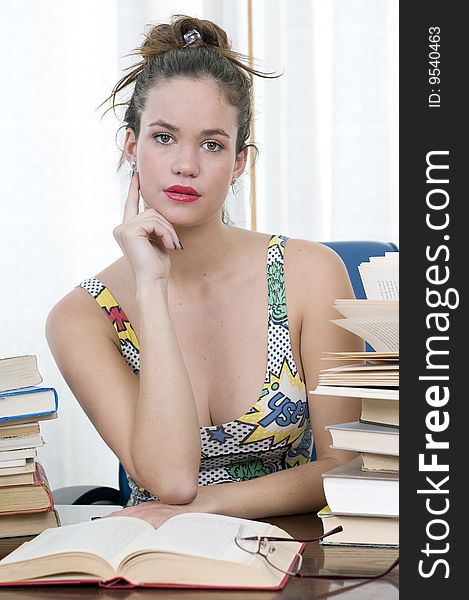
[
  {"xmin": 53, "ymin": 239, "xmax": 398, "ymax": 506},
  {"xmin": 321, "ymin": 240, "xmax": 398, "ymax": 300}
]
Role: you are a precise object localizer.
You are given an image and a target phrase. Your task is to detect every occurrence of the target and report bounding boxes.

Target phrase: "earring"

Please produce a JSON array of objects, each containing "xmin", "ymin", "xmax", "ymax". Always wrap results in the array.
[
  {"xmin": 231, "ymin": 177, "xmax": 237, "ymax": 194},
  {"xmin": 130, "ymin": 160, "xmax": 136, "ymax": 174}
]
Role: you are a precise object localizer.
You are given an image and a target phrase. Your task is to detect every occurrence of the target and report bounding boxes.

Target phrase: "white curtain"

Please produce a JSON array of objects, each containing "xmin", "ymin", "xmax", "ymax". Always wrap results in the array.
[
  {"xmin": 252, "ymin": 0, "xmax": 399, "ymax": 242},
  {"xmin": 0, "ymin": 0, "xmax": 398, "ymax": 491}
]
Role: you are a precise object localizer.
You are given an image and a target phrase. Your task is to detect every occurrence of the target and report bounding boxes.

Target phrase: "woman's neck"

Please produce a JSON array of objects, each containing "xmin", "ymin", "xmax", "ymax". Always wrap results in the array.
[{"xmin": 169, "ymin": 218, "xmax": 238, "ymax": 287}]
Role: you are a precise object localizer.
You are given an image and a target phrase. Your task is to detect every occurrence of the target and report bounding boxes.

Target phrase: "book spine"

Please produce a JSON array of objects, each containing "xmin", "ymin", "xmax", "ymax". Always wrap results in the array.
[
  {"xmin": 33, "ymin": 462, "xmax": 55, "ymax": 509},
  {"xmin": 0, "ymin": 506, "xmax": 54, "ymax": 516}
]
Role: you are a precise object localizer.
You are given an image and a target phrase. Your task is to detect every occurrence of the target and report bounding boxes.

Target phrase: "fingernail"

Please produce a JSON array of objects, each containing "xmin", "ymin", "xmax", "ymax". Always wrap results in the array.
[{"xmin": 179, "ymin": 241, "xmax": 184, "ymax": 250}]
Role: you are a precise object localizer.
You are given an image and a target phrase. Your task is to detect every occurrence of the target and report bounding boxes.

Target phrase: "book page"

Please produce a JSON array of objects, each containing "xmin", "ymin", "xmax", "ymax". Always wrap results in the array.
[
  {"xmin": 358, "ymin": 265, "xmax": 399, "ymax": 300},
  {"xmin": 121, "ymin": 512, "xmax": 283, "ymax": 566},
  {"xmin": 334, "ymin": 301, "xmax": 398, "ymax": 319},
  {"xmin": 331, "ymin": 317, "xmax": 399, "ymax": 352},
  {"xmin": 0, "ymin": 516, "xmax": 154, "ymax": 572},
  {"xmin": 121, "ymin": 513, "xmax": 270, "ymax": 563}
]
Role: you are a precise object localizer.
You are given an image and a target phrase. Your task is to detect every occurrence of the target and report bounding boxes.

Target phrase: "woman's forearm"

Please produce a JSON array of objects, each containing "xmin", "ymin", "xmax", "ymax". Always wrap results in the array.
[
  {"xmin": 131, "ymin": 280, "xmax": 200, "ymax": 503},
  {"xmin": 197, "ymin": 456, "xmax": 341, "ymax": 519}
]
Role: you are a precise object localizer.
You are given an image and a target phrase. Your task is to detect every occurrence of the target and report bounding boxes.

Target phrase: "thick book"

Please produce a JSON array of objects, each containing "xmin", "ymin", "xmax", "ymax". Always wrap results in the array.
[
  {"xmin": 0, "ymin": 471, "xmax": 35, "ymax": 488},
  {"xmin": 0, "ymin": 387, "xmax": 58, "ymax": 423},
  {"xmin": 0, "ymin": 422, "xmax": 40, "ymax": 439},
  {"xmin": 0, "ymin": 509, "xmax": 60, "ymax": 557},
  {"xmin": 319, "ymin": 544, "xmax": 399, "ymax": 580},
  {"xmin": 325, "ymin": 420, "xmax": 399, "ymax": 455},
  {"xmin": 0, "ymin": 512, "xmax": 301, "ymax": 589},
  {"xmin": 0, "ymin": 448, "xmax": 37, "ymax": 464},
  {"xmin": 360, "ymin": 397, "xmax": 399, "ymax": 427},
  {"xmin": 0, "ymin": 412, "xmax": 57, "ymax": 429},
  {"xmin": 317, "ymin": 506, "xmax": 398, "ymax": 547},
  {"xmin": 0, "ymin": 433, "xmax": 44, "ymax": 452},
  {"xmin": 0, "ymin": 462, "xmax": 54, "ymax": 515},
  {"xmin": 1, "ymin": 507, "xmax": 60, "ymax": 538},
  {"xmin": 361, "ymin": 452, "xmax": 399, "ymax": 473},
  {"xmin": 0, "ymin": 460, "xmax": 36, "ymax": 477},
  {"xmin": 322, "ymin": 456, "xmax": 398, "ymax": 517},
  {"xmin": 0, "ymin": 356, "xmax": 43, "ymax": 393}
]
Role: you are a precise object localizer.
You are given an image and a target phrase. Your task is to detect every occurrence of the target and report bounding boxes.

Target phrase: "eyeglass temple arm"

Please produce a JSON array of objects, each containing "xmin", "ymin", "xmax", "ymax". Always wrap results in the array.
[{"xmin": 241, "ymin": 525, "xmax": 344, "ymax": 543}]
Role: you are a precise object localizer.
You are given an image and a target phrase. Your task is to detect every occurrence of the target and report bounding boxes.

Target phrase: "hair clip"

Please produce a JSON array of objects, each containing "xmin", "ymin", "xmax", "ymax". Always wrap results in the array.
[{"xmin": 183, "ymin": 29, "xmax": 202, "ymax": 47}]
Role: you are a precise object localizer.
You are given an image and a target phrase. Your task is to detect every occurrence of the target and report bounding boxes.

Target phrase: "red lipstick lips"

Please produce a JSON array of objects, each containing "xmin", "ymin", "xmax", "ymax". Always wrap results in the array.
[{"xmin": 164, "ymin": 185, "xmax": 201, "ymax": 203}]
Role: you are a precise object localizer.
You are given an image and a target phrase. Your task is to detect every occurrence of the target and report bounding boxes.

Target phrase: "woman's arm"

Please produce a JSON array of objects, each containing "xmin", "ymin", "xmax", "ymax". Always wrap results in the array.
[
  {"xmin": 46, "ymin": 174, "xmax": 200, "ymax": 504},
  {"xmin": 46, "ymin": 287, "xmax": 199, "ymax": 504}
]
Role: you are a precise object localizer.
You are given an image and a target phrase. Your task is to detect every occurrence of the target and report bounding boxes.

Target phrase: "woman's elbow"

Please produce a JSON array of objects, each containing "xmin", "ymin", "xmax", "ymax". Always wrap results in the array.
[
  {"xmin": 135, "ymin": 469, "xmax": 198, "ymax": 505},
  {"xmin": 146, "ymin": 478, "xmax": 198, "ymax": 505},
  {"xmin": 129, "ymin": 447, "xmax": 199, "ymax": 504},
  {"xmin": 158, "ymin": 484, "xmax": 198, "ymax": 505}
]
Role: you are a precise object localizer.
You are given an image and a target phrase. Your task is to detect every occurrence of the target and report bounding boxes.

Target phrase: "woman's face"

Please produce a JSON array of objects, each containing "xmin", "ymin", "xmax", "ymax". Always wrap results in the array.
[{"xmin": 125, "ymin": 76, "xmax": 247, "ymax": 226}]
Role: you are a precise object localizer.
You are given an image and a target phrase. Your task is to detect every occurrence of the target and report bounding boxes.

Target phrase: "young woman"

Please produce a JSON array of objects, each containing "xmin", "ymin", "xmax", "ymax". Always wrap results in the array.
[{"xmin": 46, "ymin": 15, "xmax": 362, "ymax": 528}]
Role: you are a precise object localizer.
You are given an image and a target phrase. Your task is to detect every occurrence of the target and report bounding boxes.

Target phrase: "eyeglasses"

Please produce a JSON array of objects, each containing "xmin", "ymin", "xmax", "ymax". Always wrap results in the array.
[{"xmin": 235, "ymin": 524, "xmax": 399, "ymax": 580}]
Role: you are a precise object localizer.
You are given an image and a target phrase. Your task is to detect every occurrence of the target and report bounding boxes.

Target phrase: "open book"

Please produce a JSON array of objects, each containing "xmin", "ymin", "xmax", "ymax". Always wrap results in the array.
[
  {"xmin": 357, "ymin": 252, "xmax": 399, "ymax": 301},
  {"xmin": 331, "ymin": 315, "xmax": 399, "ymax": 353},
  {"xmin": 0, "ymin": 512, "xmax": 302, "ymax": 590}
]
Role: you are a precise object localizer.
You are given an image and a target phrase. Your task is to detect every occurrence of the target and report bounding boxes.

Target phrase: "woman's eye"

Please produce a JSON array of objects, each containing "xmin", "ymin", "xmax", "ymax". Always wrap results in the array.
[
  {"xmin": 203, "ymin": 140, "xmax": 223, "ymax": 152},
  {"xmin": 153, "ymin": 133, "xmax": 173, "ymax": 144}
]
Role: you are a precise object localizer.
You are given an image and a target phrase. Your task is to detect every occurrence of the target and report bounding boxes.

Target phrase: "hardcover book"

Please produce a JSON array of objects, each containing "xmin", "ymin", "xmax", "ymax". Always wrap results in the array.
[
  {"xmin": 318, "ymin": 506, "xmax": 398, "ymax": 547},
  {"xmin": 322, "ymin": 456, "xmax": 398, "ymax": 517},
  {"xmin": 0, "ymin": 422, "xmax": 40, "ymax": 439},
  {"xmin": 0, "ymin": 462, "xmax": 54, "ymax": 515},
  {"xmin": 0, "ymin": 356, "xmax": 43, "ymax": 393},
  {"xmin": 0, "ymin": 387, "xmax": 58, "ymax": 423},
  {"xmin": 0, "ymin": 512, "xmax": 301, "ymax": 589},
  {"xmin": 0, "ymin": 509, "xmax": 60, "ymax": 557},
  {"xmin": 325, "ymin": 420, "xmax": 399, "ymax": 456},
  {"xmin": 361, "ymin": 452, "xmax": 399, "ymax": 473}
]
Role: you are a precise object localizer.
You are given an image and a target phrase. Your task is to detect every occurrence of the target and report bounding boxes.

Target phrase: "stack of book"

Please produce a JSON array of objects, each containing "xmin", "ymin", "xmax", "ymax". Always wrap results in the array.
[
  {"xmin": 310, "ymin": 250, "xmax": 399, "ymax": 547},
  {"xmin": 0, "ymin": 355, "xmax": 60, "ymax": 554}
]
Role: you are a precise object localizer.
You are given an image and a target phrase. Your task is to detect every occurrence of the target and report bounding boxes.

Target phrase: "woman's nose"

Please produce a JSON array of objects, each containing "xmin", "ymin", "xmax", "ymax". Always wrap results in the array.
[{"xmin": 171, "ymin": 146, "xmax": 200, "ymax": 177}]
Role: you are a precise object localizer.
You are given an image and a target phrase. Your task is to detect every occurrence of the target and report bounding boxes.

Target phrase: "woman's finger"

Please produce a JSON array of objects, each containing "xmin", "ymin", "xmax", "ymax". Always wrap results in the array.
[
  {"xmin": 118, "ymin": 216, "xmax": 178, "ymax": 252},
  {"xmin": 140, "ymin": 210, "xmax": 182, "ymax": 250},
  {"xmin": 123, "ymin": 171, "xmax": 140, "ymax": 222}
]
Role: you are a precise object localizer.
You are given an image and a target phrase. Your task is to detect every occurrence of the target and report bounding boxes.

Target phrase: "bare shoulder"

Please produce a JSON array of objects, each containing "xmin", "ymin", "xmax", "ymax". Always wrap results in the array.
[
  {"xmin": 285, "ymin": 238, "xmax": 349, "ymax": 285},
  {"xmin": 45, "ymin": 286, "xmax": 118, "ymax": 352},
  {"xmin": 47, "ymin": 286, "xmax": 100, "ymax": 327},
  {"xmin": 46, "ymin": 257, "xmax": 127, "ymax": 345}
]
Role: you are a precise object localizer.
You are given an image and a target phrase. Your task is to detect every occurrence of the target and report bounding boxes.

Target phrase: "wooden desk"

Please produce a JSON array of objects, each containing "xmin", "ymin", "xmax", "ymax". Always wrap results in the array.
[{"xmin": 0, "ymin": 508, "xmax": 398, "ymax": 599}]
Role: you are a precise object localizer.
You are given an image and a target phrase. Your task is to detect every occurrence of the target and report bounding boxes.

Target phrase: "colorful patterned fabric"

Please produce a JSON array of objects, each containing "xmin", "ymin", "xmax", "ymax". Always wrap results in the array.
[{"xmin": 78, "ymin": 234, "xmax": 313, "ymax": 505}]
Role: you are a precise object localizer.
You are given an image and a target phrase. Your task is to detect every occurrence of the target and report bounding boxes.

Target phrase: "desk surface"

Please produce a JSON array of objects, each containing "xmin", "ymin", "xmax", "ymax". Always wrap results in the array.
[{"xmin": 0, "ymin": 506, "xmax": 399, "ymax": 600}]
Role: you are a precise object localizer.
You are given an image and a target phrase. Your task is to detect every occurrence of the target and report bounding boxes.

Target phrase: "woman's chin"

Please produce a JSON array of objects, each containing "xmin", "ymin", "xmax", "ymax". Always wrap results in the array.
[{"xmin": 150, "ymin": 203, "xmax": 223, "ymax": 228}]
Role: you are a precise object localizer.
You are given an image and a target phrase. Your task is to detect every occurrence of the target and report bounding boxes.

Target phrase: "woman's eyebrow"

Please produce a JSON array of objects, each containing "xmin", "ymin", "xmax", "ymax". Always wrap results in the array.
[
  {"xmin": 202, "ymin": 128, "xmax": 231, "ymax": 139},
  {"xmin": 147, "ymin": 119, "xmax": 231, "ymax": 139}
]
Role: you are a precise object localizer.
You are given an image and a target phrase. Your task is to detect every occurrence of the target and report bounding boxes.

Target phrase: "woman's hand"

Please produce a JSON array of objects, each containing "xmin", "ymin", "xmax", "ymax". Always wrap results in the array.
[
  {"xmin": 106, "ymin": 502, "xmax": 192, "ymax": 529},
  {"xmin": 113, "ymin": 172, "xmax": 182, "ymax": 285},
  {"xmin": 105, "ymin": 487, "xmax": 218, "ymax": 529}
]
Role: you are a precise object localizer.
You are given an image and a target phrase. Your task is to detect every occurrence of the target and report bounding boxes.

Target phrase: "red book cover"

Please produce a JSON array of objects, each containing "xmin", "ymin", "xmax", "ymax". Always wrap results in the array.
[{"xmin": 0, "ymin": 461, "xmax": 54, "ymax": 516}]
